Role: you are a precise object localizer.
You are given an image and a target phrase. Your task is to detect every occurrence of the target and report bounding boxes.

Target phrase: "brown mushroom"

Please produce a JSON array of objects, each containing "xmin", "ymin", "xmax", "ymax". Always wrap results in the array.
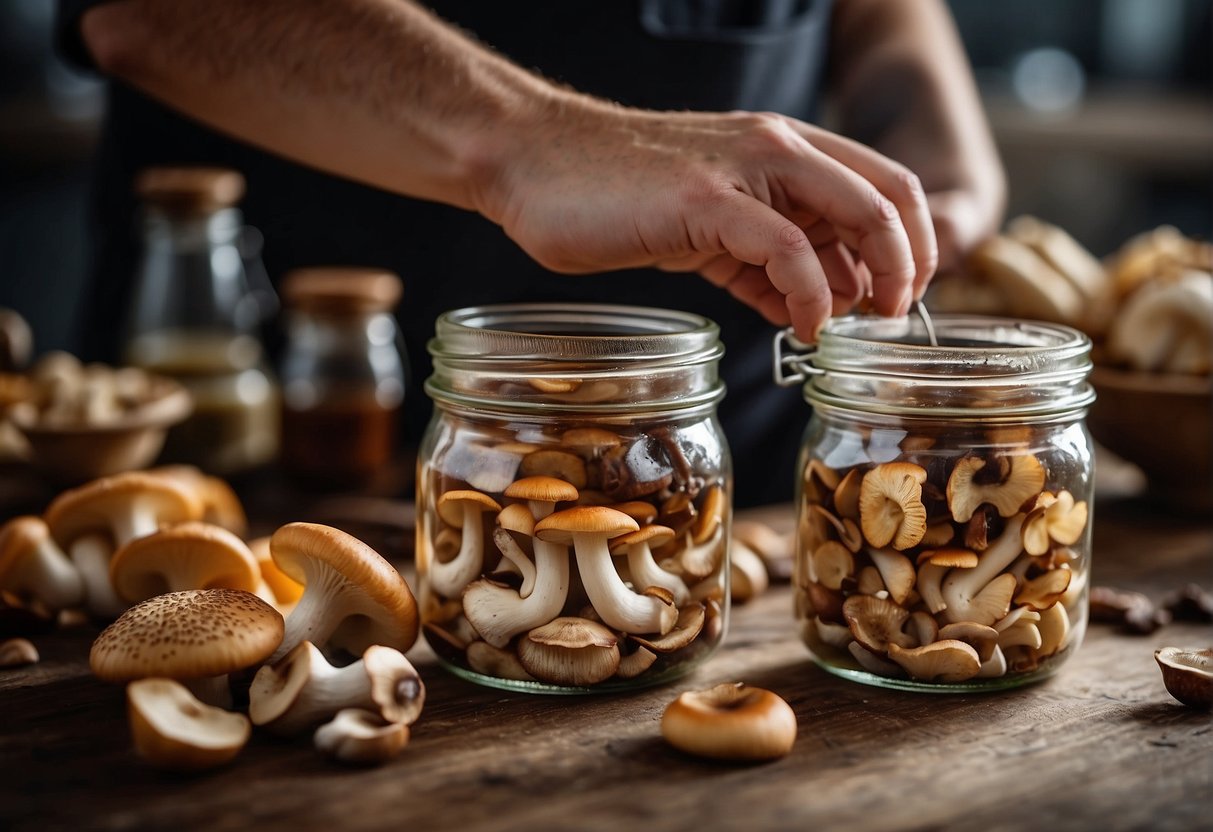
[
  {"xmin": 843, "ymin": 595, "xmax": 914, "ymax": 655},
  {"xmin": 516, "ymin": 616, "xmax": 620, "ymax": 686},
  {"xmin": 868, "ymin": 548, "xmax": 916, "ymax": 605},
  {"xmin": 126, "ymin": 678, "xmax": 250, "ymax": 771},
  {"xmin": 431, "ymin": 490, "xmax": 502, "ymax": 599},
  {"xmin": 108, "ymin": 522, "xmax": 260, "ymax": 604},
  {"xmin": 1154, "ymin": 647, "xmax": 1213, "ymax": 710},
  {"xmin": 809, "ymin": 541, "xmax": 854, "ymax": 591},
  {"xmin": 1015, "ymin": 569, "xmax": 1072, "ymax": 611},
  {"xmin": 859, "ymin": 463, "xmax": 927, "ymax": 550},
  {"xmin": 887, "ymin": 640, "xmax": 982, "ymax": 683},
  {"xmin": 947, "ymin": 454, "xmax": 1045, "ymax": 523},
  {"xmin": 661, "ymin": 683, "xmax": 797, "ymax": 761}
]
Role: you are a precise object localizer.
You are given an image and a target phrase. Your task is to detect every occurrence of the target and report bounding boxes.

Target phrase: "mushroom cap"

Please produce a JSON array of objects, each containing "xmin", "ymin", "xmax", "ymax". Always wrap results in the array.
[
  {"xmin": 661, "ymin": 683, "xmax": 797, "ymax": 761},
  {"xmin": 314, "ymin": 708, "xmax": 409, "ymax": 765},
  {"xmin": 91, "ymin": 589, "xmax": 283, "ymax": 681},
  {"xmin": 632, "ymin": 603, "xmax": 706, "ymax": 653},
  {"xmin": 516, "ymin": 616, "xmax": 620, "ymax": 686},
  {"xmin": 518, "ymin": 449, "xmax": 588, "ymax": 490},
  {"xmin": 842, "ymin": 594, "xmax": 914, "ymax": 654},
  {"xmin": 109, "ymin": 521, "xmax": 260, "ymax": 603},
  {"xmin": 610, "ymin": 501, "xmax": 660, "ymax": 525},
  {"xmin": 937, "ymin": 622, "xmax": 1000, "ymax": 663},
  {"xmin": 126, "ymin": 678, "xmax": 251, "ymax": 771},
  {"xmin": 534, "ymin": 506, "xmax": 639, "ymax": 545},
  {"xmin": 270, "ymin": 522, "xmax": 418, "ymax": 654},
  {"xmin": 1155, "ymin": 647, "xmax": 1213, "ymax": 710},
  {"xmin": 0, "ymin": 516, "xmax": 50, "ymax": 583},
  {"xmin": 249, "ymin": 535, "xmax": 305, "ymax": 606},
  {"xmin": 503, "ymin": 476, "xmax": 579, "ymax": 504},
  {"xmin": 916, "ymin": 548, "xmax": 980, "ymax": 568},
  {"xmin": 859, "ymin": 463, "xmax": 927, "ymax": 550},
  {"xmin": 887, "ymin": 640, "xmax": 982, "ymax": 683},
  {"xmin": 809, "ymin": 541, "xmax": 854, "ymax": 591},
  {"xmin": 691, "ymin": 485, "xmax": 725, "ymax": 545},
  {"xmin": 45, "ymin": 471, "xmax": 200, "ymax": 548},
  {"xmin": 495, "ymin": 503, "xmax": 536, "ymax": 536},
  {"xmin": 150, "ymin": 465, "xmax": 248, "ymax": 536},
  {"xmin": 947, "ymin": 454, "xmax": 1045, "ymax": 523},
  {"xmin": 561, "ymin": 427, "xmax": 623, "ymax": 453},
  {"xmin": 436, "ymin": 490, "xmax": 502, "ymax": 527},
  {"xmin": 363, "ymin": 645, "xmax": 425, "ymax": 726},
  {"xmin": 609, "ymin": 524, "xmax": 676, "ymax": 553}
]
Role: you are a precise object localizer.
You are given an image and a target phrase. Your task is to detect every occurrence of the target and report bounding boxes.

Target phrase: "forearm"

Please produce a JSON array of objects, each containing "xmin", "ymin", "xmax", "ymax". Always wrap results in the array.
[
  {"xmin": 829, "ymin": 0, "xmax": 1004, "ymax": 206},
  {"xmin": 81, "ymin": 0, "xmax": 560, "ymax": 216}
]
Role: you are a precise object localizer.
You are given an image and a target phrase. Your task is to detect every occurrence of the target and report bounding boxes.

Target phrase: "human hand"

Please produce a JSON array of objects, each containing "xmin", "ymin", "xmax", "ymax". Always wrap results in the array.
[{"xmin": 478, "ymin": 100, "xmax": 938, "ymax": 341}]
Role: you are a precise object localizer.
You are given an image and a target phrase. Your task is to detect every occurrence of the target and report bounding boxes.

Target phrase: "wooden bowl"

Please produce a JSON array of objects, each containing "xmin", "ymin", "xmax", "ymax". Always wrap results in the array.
[
  {"xmin": 1088, "ymin": 366, "xmax": 1211, "ymax": 511},
  {"xmin": 9, "ymin": 377, "xmax": 193, "ymax": 485}
]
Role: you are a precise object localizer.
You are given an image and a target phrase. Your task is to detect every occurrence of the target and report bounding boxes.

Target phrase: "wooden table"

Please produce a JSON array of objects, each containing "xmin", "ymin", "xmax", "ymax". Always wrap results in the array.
[{"xmin": 2, "ymin": 492, "xmax": 1210, "ymax": 832}]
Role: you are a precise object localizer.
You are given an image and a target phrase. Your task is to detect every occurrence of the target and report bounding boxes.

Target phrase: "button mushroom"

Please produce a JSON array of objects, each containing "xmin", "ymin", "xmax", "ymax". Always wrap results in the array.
[
  {"xmin": 859, "ymin": 462, "xmax": 927, "ymax": 550},
  {"xmin": 516, "ymin": 616, "xmax": 620, "ymax": 686},
  {"xmin": 947, "ymin": 454, "xmax": 1045, "ymax": 523},
  {"xmin": 91, "ymin": 589, "xmax": 283, "ymax": 707},
  {"xmin": 314, "ymin": 708, "xmax": 409, "ymax": 765},
  {"xmin": 126, "ymin": 678, "xmax": 251, "ymax": 771},
  {"xmin": 430, "ymin": 490, "xmax": 502, "ymax": 599},
  {"xmin": 661, "ymin": 683, "xmax": 797, "ymax": 762},
  {"xmin": 0, "ymin": 516, "xmax": 84, "ymax": 611},
  {"xmin": 249, "ymin": 641, "xmax": 424, "ymax": 735},
  {"xmin": 108, "ymin": 521, "xmax": 260, "ymax": 604},
  {"xmin": 267, "ymin": 523, "xmax": 418, "ymax": 663},
  {"xmin": 535, "ymin": 507, "xmax": 676, "ymax": 636},
  {"xmin": 45, "ymin": 471, "xmax": 200, "ymax": 617},
  {"xmin": 941, "ymin": 514, "xmax": 1027, "ymax": 625}
]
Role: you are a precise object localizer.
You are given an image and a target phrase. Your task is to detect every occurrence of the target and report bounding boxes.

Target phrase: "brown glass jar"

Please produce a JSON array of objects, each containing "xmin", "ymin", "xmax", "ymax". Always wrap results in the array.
[
  {"xmin": 278, "ymin": 268, "xmax": 405, "ymax": 487},
  {"xmin": 418, "ymin": 304, "xmax": 730, "ymax": 693},
  {"xmin": 777, "ymin": 315, "xmax": 1095, "ymax": 691}
]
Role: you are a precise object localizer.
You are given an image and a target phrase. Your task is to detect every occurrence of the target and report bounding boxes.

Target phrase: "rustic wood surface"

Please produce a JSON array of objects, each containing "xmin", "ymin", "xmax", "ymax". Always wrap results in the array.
[{"xmin": 2, "ymin": 492, "xmax": 1210, "ymax": 832}]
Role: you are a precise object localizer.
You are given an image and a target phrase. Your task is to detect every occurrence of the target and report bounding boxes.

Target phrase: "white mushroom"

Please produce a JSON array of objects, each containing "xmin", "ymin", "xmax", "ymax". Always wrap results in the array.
[
  {"xmin": 126, "ymin": 678, "xmax": 251, "ymax": 771},
  {"xmin": 0, "ymin": 516, "xmax": 84, "ymax": 611},
  {"xmin": 462, "ymin": 533, "xmax": 571, "ymax": 649},
  {"xmin": 941, "ymin": 515, "xmax": 1027, "ymax": 625},
  {"xmin": 609, "ymin": 525, "xmax": 688, "ymax": 606},
  {"xmin": 430, "ymin": 491, "xmax": 501, "ymax": 599},
  {"xmin": 535, "ymin": 507, "xmax": 676, "ymax": 636},
  {"xmin": 314, "ymin": 708, "xmax": 409, "ymax": 766}
]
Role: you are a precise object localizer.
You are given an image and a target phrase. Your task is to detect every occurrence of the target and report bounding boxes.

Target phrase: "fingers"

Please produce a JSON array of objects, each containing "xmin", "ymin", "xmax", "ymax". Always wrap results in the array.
[{"xmin": 695, "ymin": 192, "xmax": 832, "ymax": 340}]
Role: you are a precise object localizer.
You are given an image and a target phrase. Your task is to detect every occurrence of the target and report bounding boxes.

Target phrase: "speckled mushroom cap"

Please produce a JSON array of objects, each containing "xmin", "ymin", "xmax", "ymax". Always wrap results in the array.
[
  {"xmin": 108, "ymin": 521, "xmax": 260, "ymax": 604},
  {"xmin": 270, "ymin": 522, "xmax": 418, "ymax": 654},
  {"xmin": 45, "ymin": 471, "xmax": 200, "ymax": 548},
  {"xmin": 90, "ymin": 589, "xmax": 284, "ymax": 681}
]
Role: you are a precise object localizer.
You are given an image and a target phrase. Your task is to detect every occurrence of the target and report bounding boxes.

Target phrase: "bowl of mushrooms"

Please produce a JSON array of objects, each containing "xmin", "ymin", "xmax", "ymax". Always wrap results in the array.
[
  {"xmin": 927, "ymin": 219, "xmax": 1213, "ymax": 510},
  {"xmin": 2, "ymin": 351, "xmax": 193, "ymax": 484}
]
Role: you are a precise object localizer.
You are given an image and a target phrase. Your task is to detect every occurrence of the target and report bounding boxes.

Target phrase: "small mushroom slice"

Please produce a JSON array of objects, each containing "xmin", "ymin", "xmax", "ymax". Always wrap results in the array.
[
  {"xmin": 941, "ymin": 514, "xmax": 1026, "ymax": 625},
  {"xmin": 517, "ymin": 617, "xmax": 620, "ymax": 686},
  {"xmin": 1035, "ymin": 603, "xmax": 1070, "ymax": 658},
  {"xmin": 947, "ymin": 454, "xmax": 1045, "ymax": 523},
  {"xmin": 887, "ymin": 640, "xmax": 982, "ymax": 683},
  {"xmin": 0, "ymin": 516, "xmax": 84, "ymax": 611},
  {"xmin": 249, "ymin": 641, "xmax": 424, "ymax": 735},
  {"xmin": 610, "ymin": 525, "xmax": 688, "ymax": 606},
  {"xmin": 661, "ymin": 683, "xmax": 797, "ymax": 762},
  {"xmin": 1154, "ymin": 647, "xmax": 1213, "ymax": 710},
  {"xmin": 314, "ymin": 709, "xmax": 409, "ymax": 766},
  {"xmin": 867, "ymin": 548, "xmax": 916, "ymax": 605},
  {"xmin": 847, "ymin": 641, "xmax": 903, "ymax": 677},
  {"xmin": 843, "ymin": 595, "xmax": 914, "ymax": 655},
  {"xmin": 269, "ymin": 523, "xmax": 418, "ymax": 663},
  {"xmin": 633, "ymin": 603, "xmax": 706, "ymax": 654},
  {"xmin": 1015, "ymin": 569, "xmax": 1072, "ymax": 611},
  {"xmin": 810, "ymin": 542, "xmax": 854, "ymax": 591},
  {"xmin": 127, "ymin": 678, "xmax": 250, "ymax": 771},
  {"xmin": 615, "ymin": 644, "xmax": 658, "ymax": 680},
  {"xmin": 937, "ymin": 622, "xmax": 999, "ymax": 663},
  {"xmin": 466, "ymin": 641, "xmax": 535, "ymax": 681},
  {"xmin": 431, "ymin": 490, "xmax": 502, "ymax": 599},
  {"xmin": 859, "ymin": 463, "xmax": 928, "ymax": 550},
  {"xmin": 109, "ymin": 522, "xmax": 260, "ymax": 604},
  {"xmin": 91, "ymin": 589, "xmax": 283, "ymax": 708}
]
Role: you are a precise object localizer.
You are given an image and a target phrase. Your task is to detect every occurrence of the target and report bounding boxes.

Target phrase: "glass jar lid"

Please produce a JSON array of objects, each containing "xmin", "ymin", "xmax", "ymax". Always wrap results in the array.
[
  {"xmin": 426, "ymin": 303, "xmax": 725, "ymax": 415},
  {"xmin": 776, "ymin": 314, "xmax": 1095, "ymax": 419}
]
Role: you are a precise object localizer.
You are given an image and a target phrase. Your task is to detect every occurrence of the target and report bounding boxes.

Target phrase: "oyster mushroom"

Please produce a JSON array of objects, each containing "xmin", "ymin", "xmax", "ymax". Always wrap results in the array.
[
  {"xmin": 250, "ymin": 641, "xmax": 424, "ymax": 735},
  {"xmin": 887, "ymin": 640, "xmax": 982, "ymax": 683},
  {"xmin": 661, "ymin": 683, "xmax": 797, "ymax": 762},
  {"xmin": 268, "ymin": 523, "xmax": 418, "ymax": 663},
  {"xmin": 947, "ymin": 454, "xmax": 1045, "ymax": 523},
  {"xmin": 91, "ymin": 589, "xmax": 283, "ymax": 707},
  {"xmin": 0, "ymin": 516, "xmax": 84, "ymax": 611},
  {"xmin": 314, "ymin": 708, "xmax": 409, "ymax": 765},
  {"xmin": 536, "ymin": 507, "xmax": 676, "ymax": 635},
  {"xmin": 867, "ymin": 548, "xmax": 916, "ymax": 605},
  {"xmin": 108, "ymin": 521, "xmax": 260, "ymax": 604},
  {"xmin": 1022, "ymin": 490, "xmax": 1088, "ymax": 555},
  {"xmin": 859, "ymin": 462, "xmax": 927, "ymax": 550},
  {"xmin": 832, "ymin": 468, "xmax": 863, "ymax": 520},
  {"xmin": 730, "ymin": 539, "xmax": 770, "ymax": 604},
  {"xmin": 610, "ymin": 525, "xmax": 688, "ymax": 605},
  {"xmin": 1015, "ymin": 569, "xmax": 1072, "ymax": 611},
  {"xmin": 45, "ymin": 471, "xmax": 200, "ymax": 617},
  {"xmin": 843, "ymin": 594, "xmax": 914, "ymax": 655},
  {"xmin": 810, "ymin": 541, "xmax": 854, "ymax": 591},
  {"xmin": 941, "ymin": 514, "xmax": 1027, "ymax": 625},
  {"xmin": 430, "ymin": 490, "xmax": 501, "ymax": 599},
  {"xmin": 615, "ymin": 644, "xmax": 658, "ymax": 680},
  {"xmin": 679, "ymin": 525, "xmax": 726, "ymax": 580},
  {"xmin": 937, "ymin": 622, "xmax": 999, "ymax": 662},
  {"xmin": 126, "ymin": 678, "xmax": 250, "ymax": 771},
  {"xmin": 848, "ymin": 640, "xmax": 904, "ymax": 677},
  {"xmin": 914, "ymin": 548, "xmax": 978, "ymax": 614},
  {"xmin": 462, "ymin": 530, "xmax": 570, "ymax": 649},
  {"xmin": 519, "ymin": 449, "xmax": 588, "ymax": 490},
  {"xmin": 632, "ymin": 603, "xmax": 706, "ymax": 653},
  {"xmin": 1154, "ymin": 647, "xmax": 1213, "ymax": 710},
  {"xmin": 516, "ymin": 616, "xmax": 620, "ymax": 686}
]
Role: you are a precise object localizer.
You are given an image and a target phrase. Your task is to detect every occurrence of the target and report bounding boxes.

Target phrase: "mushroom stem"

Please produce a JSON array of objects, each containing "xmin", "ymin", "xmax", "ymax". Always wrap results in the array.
[
  {"xmin": 183, "ymin": 674, "xmax": 233, "ymax": 710},
  {"xmin": 624, "ymin": 541, "xmax": 689, "ymax": 606},
  {"xmin": 463, "ymin": 541, "xmax": 570, "ymax": 648},
  {"xmin": 111, "ymin": 506, "xmax": 164, "ymax": 548},
  {"xmin": 492, "ymin": 528, "xmax": 537, "ymax": 599},
  {"xmin": 272, "ymin": 562, "xmax": 350, "ymax": 663},
  {"xmin": 69, "ymin": 533, "xmax": 125, "ymax": 618},
  {"xmin": 942, "ymin": 514, "xmax": 1026, "ymax": 624},
  {"xmin": 574, "ymin": 533, "xmax": 676, "ymax": 635},
  {"xmin": 11, "ymin": 537, "xmax": 84, "ymax": 610},
  {"xmin": 429, "ymin": 508, "xmax": 487, "ymax": 599}
]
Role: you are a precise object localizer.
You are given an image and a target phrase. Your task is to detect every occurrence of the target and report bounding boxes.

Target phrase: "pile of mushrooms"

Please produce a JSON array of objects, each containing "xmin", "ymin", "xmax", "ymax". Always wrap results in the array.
[
  {"xmin": 419, "ymin": 422, "xmax": 731, "ymax": 688},
  {"xmin": 795, "ymin": 445, "xmax": 1088, "ymax": 685},
  {"xmin": 0, "ymin": 467, "xmax": 424, "ymax": 770}
]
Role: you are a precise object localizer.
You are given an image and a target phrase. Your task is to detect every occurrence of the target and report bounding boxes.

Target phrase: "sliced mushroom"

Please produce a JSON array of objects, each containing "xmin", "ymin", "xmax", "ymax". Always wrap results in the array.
[
  {"xmin": 314, "ymin": 708, "xmax": 409, "ymax": 765},
  {"xmin": 867, "ymin": 548, "xmax": 916, "ymax": 605},
  {"xmin": 516, "ymin": 616, "xmax": 620, "ymax": 686},
  {"xmin": 1154, "ymin": 647, "xmax": 1213, "ymax": 710},
  {"xmin": 940, "ymin": 514, "xmax": 1026, "ymax": 625},
  {"xmin": 843, "ymin": 595, "xmax": 914, "ymax": 655},
  {"xmin": 1035, "ymin": 603, "xmax": 1070, "ymax": 658},
  {"xmin": 887, "ymin": 640, "xmax": 982, "ymax": 683},
  {"xmin": 947, "ymin": 454, "xmax": 1045, "ymax": 523},
  {"xmin": 859, "ymin": 462, "xmax": 927, "ymax": 550},
  {"xmin": 632, "ymin": 603, "xmax": 706, "ymax": 653},
  {"xmin": 126, "ymin": 678, "xmax": 250, "ymax": 771}
]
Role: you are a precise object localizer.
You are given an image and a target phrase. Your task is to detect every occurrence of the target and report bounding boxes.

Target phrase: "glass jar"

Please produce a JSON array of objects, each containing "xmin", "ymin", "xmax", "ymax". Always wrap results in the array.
[
  {"xmin": 776, "ymin": 314, "xmax": 1095, "ymax": 692},
  {"xmin": 124, "ymin": 167, "xmax": 279, "ymax": 475},
  {"xmin": 279, "ymin": 268, "xmax": 406, "ymax": 488},
  {"xmin": 419, "ymin": 303, "xmax": 730, "ymax": 693}
]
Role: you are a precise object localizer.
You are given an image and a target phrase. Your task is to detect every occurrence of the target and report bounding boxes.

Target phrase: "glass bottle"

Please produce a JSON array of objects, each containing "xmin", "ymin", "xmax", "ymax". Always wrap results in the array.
[
  {"xmin": 278, "ymin": 268, "xmax": 406, "ymax": 488},
  {"xmin": 775, "ymin": 314, "xmax": 1095, "ymax": 691},
  {"xmin": 419, "ymin": 303, "xmax": 731, "ymax": 693},
  {"xmin": 123, "ymin": 167, "xmax": 280, "ymax": 475}
]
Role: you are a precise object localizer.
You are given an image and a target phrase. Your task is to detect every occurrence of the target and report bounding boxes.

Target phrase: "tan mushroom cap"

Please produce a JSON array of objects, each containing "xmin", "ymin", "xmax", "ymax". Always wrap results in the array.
[
  {"xmin": 947, "ymin": 454, "xmax": 1046, "ymax": 523},
  {"xmin": 150, "ymin": 465, "xmax": 248, "ymax": 537},
  {"xmin": 45, "ymin": 471, "xmax": 200, "ymax": 548},
  {"xmin": 518, "ymin": 449, "xmax": 588, "ymax": 489},
  {"xmin": 1014, "ymin": 569, "xmax": 1072, "ymax": 611},
  {"xmin": 109, "ymin": 521, "xmax": 260, "ymax": 604},
  {"xmin": 91, "ymin": 589, "xmax": 283, "ymax": 681},
  {"xmin": 691, "ymin": 485, "xmax": 725, "ymax": 545},
  {"xmin": 437, "ymin": 490, "xmax": 502, "ymax": 528},
  {"xmin": 843, "ymin": 594, "xmax": 914, "ymax": 654},
  {"xmin": 315, "ymin": 708, "xmax": 409, "ymax": 765},
  {"xmin": 0, "ymin": 516, "xmax": 50, "ymax": 583},
  {"xmin": 503, "ymin": 476, "xmax": 579, "ymax": 505},
  {"xmin": 937, "ymin": 622, "xmax": 1000, "ymax": 663},
  {"xmin": 609, "ymin": 524, "xmax": 676, "ymax": 553},
  {"xmin": 632, "ymin": 603, "xmax": 706, "ymax": 653},
  {"xmin": 1154, "ymin": 647, "xmax": 1213, "ymax": 710},
  {"xmin": 859, "ymin": 463, "xmax": 927, "ymax": 550},
  {"xmin": 661, "ymin": 683, "xmax": 797, "ymax": 762},
  {"xmin": 610, "ymin": 501, "xmax": 659, "ymax": 525},
  {"xmin": 517, "ymin": 616, "xmax": 621, "ymax": 686},
  {"xmin": 887, "ymin": 640, "xmax": 982, "ymax": 683},
  {"xmin": 810, "ymin": 541, "xmax": 854, "ymax": 591},
  {"xmin": 270, "ymin": 522, "xmax": 419, "ymax": 654},
  {"xmin": 916, "ymin": 548, "xmax": 980, "ymax": 568},
  {"xmin": 534, "ymin": 506, "xmax": 640, "ymax": 544},
  {"xmin": 560, "ymin": 427, "xmax": 623, "ymax": 453},
  {"xmin": 126, "ymin": 678, "xmax": 251, "ymax": 771},
  {"xmin": 495, "ymin": 503, "xmax": 536, "ymax": 536}
]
